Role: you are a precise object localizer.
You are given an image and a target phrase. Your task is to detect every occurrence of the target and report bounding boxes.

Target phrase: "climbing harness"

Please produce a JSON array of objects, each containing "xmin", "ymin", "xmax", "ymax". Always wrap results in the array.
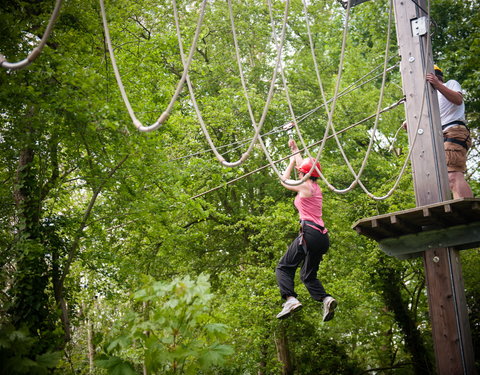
[
  {"xmin": 443, "ymin": 121, "xmax": 471, "ymax": 150},
  {"xmin": 444, "ymin": 137, "xmax": 470, "ymax": 150},
  {"xmin": 298, "ymin": 220, "xmax": 327, "ymax": 254},
  {"xmin": 442, "ymin": 121, "xmax": 467, "ymax": 130}
]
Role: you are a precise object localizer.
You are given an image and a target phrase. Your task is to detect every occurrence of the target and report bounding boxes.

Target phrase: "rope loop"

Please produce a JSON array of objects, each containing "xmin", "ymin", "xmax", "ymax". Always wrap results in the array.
[
  {"xmin": 100, "ymin": 0, "xmax": 208, "ymax": 132},
  {"xmin": 175, "ymin": 0, "xmax": 291, "ymax": 167},
  {"xmin": 0, "ymin": 0, "xmax": 63, "ymax": 70}
]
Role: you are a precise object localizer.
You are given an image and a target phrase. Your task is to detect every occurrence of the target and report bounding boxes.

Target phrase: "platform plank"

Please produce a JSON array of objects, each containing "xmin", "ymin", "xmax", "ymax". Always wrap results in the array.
[{"xmin": 352, "ymin": 198, "xmax": 480, "ymax": 245}]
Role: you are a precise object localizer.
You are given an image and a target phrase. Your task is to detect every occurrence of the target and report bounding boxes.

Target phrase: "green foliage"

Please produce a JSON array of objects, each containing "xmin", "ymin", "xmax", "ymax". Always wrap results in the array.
[
  {"xmin": 96, "ymin": 274, "xmax": 233, "ymax": 374},
  {"xmin": 0, "ymin": 324, "xmax": 61, "ymax": 375}
]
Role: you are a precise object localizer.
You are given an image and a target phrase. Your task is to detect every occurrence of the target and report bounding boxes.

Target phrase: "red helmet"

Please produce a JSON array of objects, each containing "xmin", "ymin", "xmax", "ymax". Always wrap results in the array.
[{"xmin": 296, "ymin": 158, "xmax": 322, "ymax": 177}]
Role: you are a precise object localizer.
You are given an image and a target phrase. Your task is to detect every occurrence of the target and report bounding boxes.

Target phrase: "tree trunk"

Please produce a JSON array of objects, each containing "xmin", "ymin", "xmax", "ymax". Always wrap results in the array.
[
  {"xmin": 87, "ymin": 317, "xmax": 95, "ymax": 373},
  {"xmin": 275, "ymin": 325, "xmax": 293, "ymax": 375},
  {"xmin": 258, "ymin": 342, "xmax": 268, "ymax": 375},
  {"xmin": 376, "ymin": 258, "xmax": 434, "ymax": 374},
  {"xmin": 11, "ymin": 136, "xmax": 50, "ymax": 334}
]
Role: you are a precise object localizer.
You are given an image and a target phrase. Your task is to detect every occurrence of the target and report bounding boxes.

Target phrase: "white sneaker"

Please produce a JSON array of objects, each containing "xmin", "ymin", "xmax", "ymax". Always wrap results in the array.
[
  {"xmin": 322, "ymin": 296, "xmax": 337, "ymax": 322},
  {"xmin": 276, "ymin": 297, "xmax": 302, "ymax": 319}
]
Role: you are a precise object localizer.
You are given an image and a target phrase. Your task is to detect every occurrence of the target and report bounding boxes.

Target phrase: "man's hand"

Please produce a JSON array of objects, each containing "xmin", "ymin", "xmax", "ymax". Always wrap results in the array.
[
  {"xmin": 426, "ymin": 73, "xmax": 443, "ymax": 90},
  {"xmin": 426, "ymin": 73, "xmax": 463, "ymax": 105}
]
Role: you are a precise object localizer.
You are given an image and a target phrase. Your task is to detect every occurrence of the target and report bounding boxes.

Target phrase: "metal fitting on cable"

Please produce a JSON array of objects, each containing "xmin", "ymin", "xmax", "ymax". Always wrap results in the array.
[{"xmin": 282, "ymin": 122, "xmax": 295, "ymax": 131}]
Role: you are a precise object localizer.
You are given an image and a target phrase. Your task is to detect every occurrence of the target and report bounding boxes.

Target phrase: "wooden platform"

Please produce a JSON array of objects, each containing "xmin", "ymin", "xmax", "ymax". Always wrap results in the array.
[{"xmin": 352, "ymin": 198, "xmax": 480, "ymax": 259}]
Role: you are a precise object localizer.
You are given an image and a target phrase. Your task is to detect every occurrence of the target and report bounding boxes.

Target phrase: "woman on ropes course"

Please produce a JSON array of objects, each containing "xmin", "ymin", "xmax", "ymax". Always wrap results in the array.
[{"xmin": 275, "ymin": 139, "xmax": 337, "ymax": 321}]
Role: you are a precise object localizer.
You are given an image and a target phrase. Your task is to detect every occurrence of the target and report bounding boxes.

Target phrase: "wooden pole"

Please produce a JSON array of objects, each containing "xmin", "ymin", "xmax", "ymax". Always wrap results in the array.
[{"xmin": 392, "ymin": 0, "xmax": 475, "ymax": 373}]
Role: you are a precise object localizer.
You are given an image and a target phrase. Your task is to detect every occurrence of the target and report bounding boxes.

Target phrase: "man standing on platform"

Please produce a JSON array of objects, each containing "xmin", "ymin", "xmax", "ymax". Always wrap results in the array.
[{"xmin": 426, "ymin": 64, "xmax": 473, "ymax": 199}]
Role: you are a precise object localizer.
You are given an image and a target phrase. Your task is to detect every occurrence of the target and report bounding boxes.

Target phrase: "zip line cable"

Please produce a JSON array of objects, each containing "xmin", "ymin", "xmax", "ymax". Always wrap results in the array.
[
  {"xmin": 136, "ymin": 58, "xmax": 398, "ymax": 117},
  {"xmin": 295, "ymin": 61, "xmax": 399, "ymax": 124},
  {"xmin": 190, "ymin": 97, "xmax": 406, "ymax": 200},
  {"xmin": 0, "ymin": 0, "xmax": 63, "ymax": 70},
  {"xmin": 169, "ymin": 126, "xmax": 286, "ymax": 162},
  {"xmin": 174, "ymin": 0, "xmax": 290, "ymax": 167},
  {"xmin": 100, "ymin": 0, "xmax": 208, "ymax": 132}
]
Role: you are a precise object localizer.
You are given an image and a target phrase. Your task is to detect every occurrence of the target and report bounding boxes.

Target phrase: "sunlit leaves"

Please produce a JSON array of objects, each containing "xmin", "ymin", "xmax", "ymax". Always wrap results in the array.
[{"xmin": 97, "ymin": 274, "xmax": 233, "ymax": 374}]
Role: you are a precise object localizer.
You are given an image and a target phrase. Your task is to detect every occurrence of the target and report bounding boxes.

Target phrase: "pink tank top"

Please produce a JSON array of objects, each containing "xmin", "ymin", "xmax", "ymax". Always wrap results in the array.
[{"xmin": 294, "ymin": 182, "xmax": 327, "ymax": 233}]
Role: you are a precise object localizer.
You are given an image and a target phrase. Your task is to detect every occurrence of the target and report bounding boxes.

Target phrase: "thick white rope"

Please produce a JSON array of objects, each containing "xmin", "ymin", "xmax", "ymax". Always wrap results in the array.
[
  {"xmin": 250, "ymin": 0, "xmax": 355, "ymax": 186},
  {"xmin": 353, "ymin": 0, "xmax": 435, "ymax": 200},
  {"xmin": 264, "ymin": 0, "xmax": 417, "ymax": 199},
  {"xmin": 190, "ymin": 98, "xmax": 406, "ymax": 200},
  {"xmin": 297, "ymin": 0, "xmax": 377, "ymax": 193},
  {"xmin": 299, "ymin": 0, "xmax": 412, "ymax": 199},
  {"xmin": 174, "ymin": 0, "xmax": 290, "ymax": 167},
  {"xmin": 340, "ymin": 0, "xmax": 396, "ymax": 196},
  {"xmin": 0, "ymin": 0, "xmax": 63, "ymax": 70},
  {"xmin": 100, "ymin": 0, "xmax": 207, "ymax": 132},
  {"xmin": 215, "ymin": 0, "xmax": 333, "ymax": 186},
  {"xmin": 215, "ymin": 0, "xmax": 399, "ymax": 192}
]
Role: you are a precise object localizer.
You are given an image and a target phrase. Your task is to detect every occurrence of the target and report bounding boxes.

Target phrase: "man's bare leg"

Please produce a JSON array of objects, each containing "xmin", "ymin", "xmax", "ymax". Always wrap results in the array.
[{"xmin": 448, "ymin": 171, "xmax": 473, "ymax": 199}]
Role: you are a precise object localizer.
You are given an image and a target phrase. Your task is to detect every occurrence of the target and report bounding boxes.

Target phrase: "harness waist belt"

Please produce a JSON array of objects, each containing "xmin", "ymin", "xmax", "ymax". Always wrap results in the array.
[
  {"xmin": 300, "ymin": 220, "xmax": 325, "ymax": 231},
  {"xmin": 442, "ymin": 120, "xmax": 466, "ymax": 131}
]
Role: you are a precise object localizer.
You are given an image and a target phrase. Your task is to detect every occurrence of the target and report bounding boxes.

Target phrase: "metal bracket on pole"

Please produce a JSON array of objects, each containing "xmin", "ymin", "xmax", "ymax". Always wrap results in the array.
[{"xmin": 411, "ymin": 17, "xmax": 427, "ymax": 36}]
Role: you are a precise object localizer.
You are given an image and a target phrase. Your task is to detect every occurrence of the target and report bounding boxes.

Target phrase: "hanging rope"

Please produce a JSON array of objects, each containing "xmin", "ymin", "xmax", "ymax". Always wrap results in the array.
[
  {"xmin": 173, "ymin": 0, "xmax": 290, "ymax": 167},
  {"xmin": 0, "ymin": 0, "xmax": 63, "ymax": 70},
  {"xmin": 100, "ymin": 0, "xmax": 208, "ymax": 132},
  {"xmin": 335, "ymin": 0, "xmax": 395, "ymax": 197},
  {"xmin": 168, "ymin": 60, "xmax": 400, "ymax": 163},
  {"xmin": 297, "ymin": 0, "xmax": 414, "ymax": 200},
  {"xmin": 253, "ymin": 0, "xmax": 393, "ymax": 190},
  {"xmin": 348, "ymin": 0, "xmax": 435, "ymax": 200},
  {"xmin": 254, "ymin": 0, "xmax": 356, "ymax": 187},
  {"xmin": 191, "ymin": 97, "xmax": 406, "ymax": 200}
]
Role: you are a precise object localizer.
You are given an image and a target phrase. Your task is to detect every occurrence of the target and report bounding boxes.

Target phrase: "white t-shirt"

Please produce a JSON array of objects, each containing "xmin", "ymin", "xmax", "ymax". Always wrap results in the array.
[{"xmin": 437, "ymin": 79, "xmax": 465, "ymax": 127}]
